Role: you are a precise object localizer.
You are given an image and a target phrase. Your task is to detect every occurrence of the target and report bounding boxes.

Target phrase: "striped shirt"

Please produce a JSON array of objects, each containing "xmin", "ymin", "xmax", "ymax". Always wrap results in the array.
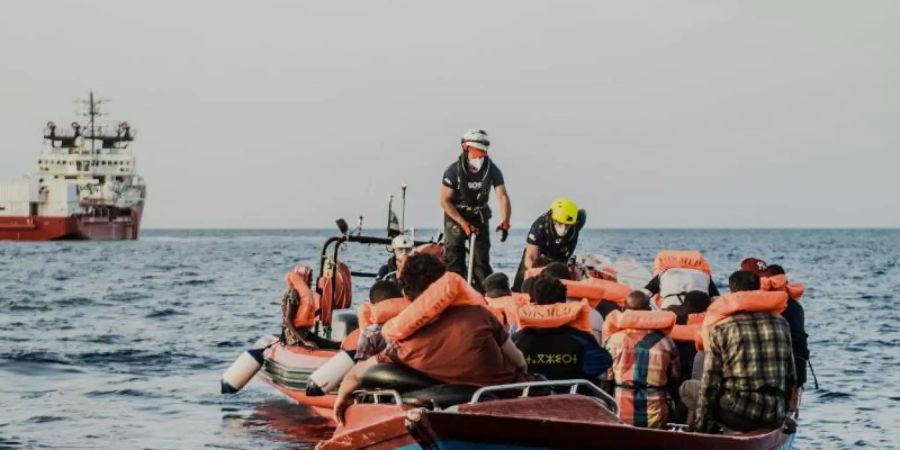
[{"xmin": 695, "ymin": 312, "xmax": 797, "ymax": 433}]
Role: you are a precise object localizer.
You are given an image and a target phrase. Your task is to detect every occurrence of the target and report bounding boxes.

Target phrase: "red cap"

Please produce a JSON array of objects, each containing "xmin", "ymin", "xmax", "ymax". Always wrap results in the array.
[{"xmin": 740, "ymin": 258, "xmax": 768, "ymax": 276}]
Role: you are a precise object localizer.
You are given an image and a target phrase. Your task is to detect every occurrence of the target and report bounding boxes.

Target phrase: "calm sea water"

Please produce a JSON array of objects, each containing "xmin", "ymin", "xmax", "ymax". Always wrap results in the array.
[{"xmin": 1, "ymin": 229, "xmax": 898, "ymax": 449}]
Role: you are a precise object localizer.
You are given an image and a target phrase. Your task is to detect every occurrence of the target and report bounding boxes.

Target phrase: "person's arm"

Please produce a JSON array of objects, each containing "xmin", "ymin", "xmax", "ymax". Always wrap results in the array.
[
  {"xmin": 500, "ymin": 337, "xmax": 527, "ymax": 372},
  {"xmin": 439, "ymin": 185, "xmax": 472, "ymax": 234},
  {"xmin": 333, "ymin": 356, "xmax": 378, "ymax": 425},
  {"xmin": 494, "ymin": 184, "xmax": 511, "ymax": 227},
  {"xmin": 694, "ymin": 335, "xmax": 724, "ymax": 433},
  {"xmin": 575, "ymin": 209, "xmax": 587, "ymax": 232},
  {"xmin": 579, "ymin": 336, "xmax": 612, "ymax": 378},
  {"xmin": 523, "ymin": 244, "xmax": 541, "ymax": 270}
]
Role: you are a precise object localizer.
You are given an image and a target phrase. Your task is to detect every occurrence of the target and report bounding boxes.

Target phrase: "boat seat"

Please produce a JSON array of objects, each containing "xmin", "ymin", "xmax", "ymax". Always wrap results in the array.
[
  {"xmin": 401, "ymin": 384, "xmax": 485, "ymax": 410},
  {"xmin": 359, "ymin": 363, "xmax": 439, "ymax": 393}
]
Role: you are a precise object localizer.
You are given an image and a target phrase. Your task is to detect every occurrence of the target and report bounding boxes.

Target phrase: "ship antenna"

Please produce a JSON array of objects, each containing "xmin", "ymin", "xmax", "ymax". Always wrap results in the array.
[{"xmin": 79, "ymin": 90, "xmax": 108, "ymax": 154}]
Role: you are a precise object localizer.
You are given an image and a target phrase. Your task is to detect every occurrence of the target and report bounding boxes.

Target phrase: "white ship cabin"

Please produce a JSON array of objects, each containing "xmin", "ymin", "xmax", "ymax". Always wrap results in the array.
[{"xmin": 0, "ymin": 115, "xmax": 146, "ymax": 218}]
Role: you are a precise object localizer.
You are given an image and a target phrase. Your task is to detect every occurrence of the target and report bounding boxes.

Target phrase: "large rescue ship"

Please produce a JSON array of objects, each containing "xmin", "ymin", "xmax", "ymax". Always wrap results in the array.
[{"xmin": 0, "ymin": 93, "xmax": 146, "ymax": 241}]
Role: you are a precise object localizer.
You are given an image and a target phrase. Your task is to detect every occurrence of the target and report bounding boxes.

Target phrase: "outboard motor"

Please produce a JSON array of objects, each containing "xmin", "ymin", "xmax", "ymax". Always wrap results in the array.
[{"xmin": 221, "ymin": 335, "xmax": 278, "ymax": 394}]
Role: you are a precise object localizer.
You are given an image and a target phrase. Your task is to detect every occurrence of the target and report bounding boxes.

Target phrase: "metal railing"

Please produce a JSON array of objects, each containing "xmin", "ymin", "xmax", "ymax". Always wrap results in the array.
[{"xmin": 470, "ymin": 379, "xmax": 619, "ymax": 415}]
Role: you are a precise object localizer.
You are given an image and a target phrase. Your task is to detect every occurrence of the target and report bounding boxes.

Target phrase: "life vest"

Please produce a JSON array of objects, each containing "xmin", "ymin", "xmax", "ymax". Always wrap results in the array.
[
  {"xmin": 381, "ymin": 272, "xmax": 486, "ymax": 342},
  {"xmin": 485, "ymin": 293, "xmax": 530, "ymax": 327},
  {"xmin": 285, "ymin": 266, "xmax": 317, "ymax": 329},
  {"xmin": 602, "ymin": 310, "xmax": 676, "ymax": 342},
  {"xmin": 341, "ymin": 328, "xmax": 361, "ymax": 352},
  {"xmin": 358, "ymin": 297, "xmax": 411, "ymax": 329},
  {"xmin": 699, "ymin": 290, "xmax": 788, "ymax": 349},
  {"xmin": 455, "ymin": 154, "xmax": 493, "ymax": 212},
  {"xmin": 760, "ymin": 275, "xmax": 806, "ymax": 301},
  {"xmin": 517, "ymin": 300, "xmax": 593, "ymax": 334},
  {"xmin": 318, "ymin": 261, "xmax": 352, "ymax": 326},
  {"xmin": 560, "ymin": 279, "xmax": 630, "ymax": 309},
  {"xmin": 669, "ymin": 312, "xmax": 705, "ymax": 344},
  {"xmin": 652, "ymin": 250, "xmax": 712, "ymax": 276},
  {"xmin": 652, "ymin": 251, "xmax": 712, "ymax": 308}
]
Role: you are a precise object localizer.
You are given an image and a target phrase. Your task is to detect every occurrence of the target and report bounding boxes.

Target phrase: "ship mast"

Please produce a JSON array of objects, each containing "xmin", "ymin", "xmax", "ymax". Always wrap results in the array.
[{"xmin": 81, "ymin": 91, "xmax": 106, "ymax": 155}]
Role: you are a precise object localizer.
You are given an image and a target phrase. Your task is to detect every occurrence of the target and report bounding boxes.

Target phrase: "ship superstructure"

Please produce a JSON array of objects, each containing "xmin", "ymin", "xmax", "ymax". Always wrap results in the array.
[{"xmin": 0, "ymin": 92, "xmax": 146, "ymax": 240}]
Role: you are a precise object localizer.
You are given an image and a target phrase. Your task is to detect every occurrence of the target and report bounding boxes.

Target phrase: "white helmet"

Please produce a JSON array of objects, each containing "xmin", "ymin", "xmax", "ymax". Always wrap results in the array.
[
  {"xmin": 461, "ymin": 129, "xmax": 490, "ymax": 151},
  {"xmin": 391, "ymin": 234, "xmax": 414, "ymax": 250}
]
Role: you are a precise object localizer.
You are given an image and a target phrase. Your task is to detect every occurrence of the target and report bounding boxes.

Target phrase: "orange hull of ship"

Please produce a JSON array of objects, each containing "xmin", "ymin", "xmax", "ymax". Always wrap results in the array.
[{"xmin": 0, "ymin": 207, "xmax": 143, "ymax": 241}]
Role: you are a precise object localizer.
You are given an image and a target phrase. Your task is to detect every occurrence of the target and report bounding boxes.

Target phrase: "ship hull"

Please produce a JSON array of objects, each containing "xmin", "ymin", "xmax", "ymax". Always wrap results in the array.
[{"xmin": 0, "ymin": 206, "xmax": 143, "ymax": 241}]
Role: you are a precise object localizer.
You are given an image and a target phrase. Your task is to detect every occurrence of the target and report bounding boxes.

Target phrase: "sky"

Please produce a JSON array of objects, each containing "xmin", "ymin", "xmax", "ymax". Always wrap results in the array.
[{"xmin": 1, "ymin": 1, "xmax": 898, "ymax": 229}]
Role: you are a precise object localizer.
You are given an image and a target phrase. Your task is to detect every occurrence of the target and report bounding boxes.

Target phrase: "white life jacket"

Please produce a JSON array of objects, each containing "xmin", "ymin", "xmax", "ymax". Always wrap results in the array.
[{"xmin": 658, "ymin": 268, "xmax": 710, "ymax": 309}]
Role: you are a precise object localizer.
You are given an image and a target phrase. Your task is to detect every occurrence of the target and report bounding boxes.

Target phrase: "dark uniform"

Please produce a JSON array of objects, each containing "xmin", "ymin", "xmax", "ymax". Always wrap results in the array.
[
  {"xmin": 442, "ymin": 154, "xmax": 505, "ymax": 290},
  {"xmin": 512, "ymin": 209, "xmax": 587, "ymax": 291},
  {"xmin": 376, "ymin": 257, "xmax": 399, "ymax": 283}
]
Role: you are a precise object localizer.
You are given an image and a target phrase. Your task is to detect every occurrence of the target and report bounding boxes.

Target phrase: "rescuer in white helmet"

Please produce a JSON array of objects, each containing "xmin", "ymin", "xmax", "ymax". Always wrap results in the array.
[
  {"xmin": 439, "ymin": 129, "xmax": 512, "ymax": 291},
  {"xmin": 376, "ymin": 234, "xmax": 415, "ymax": 282}
]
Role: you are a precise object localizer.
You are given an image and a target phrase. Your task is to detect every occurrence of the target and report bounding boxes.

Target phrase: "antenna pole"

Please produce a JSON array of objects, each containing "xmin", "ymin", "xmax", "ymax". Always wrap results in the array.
[
  {"xmin": 387, "ymin": 194, "xmax": 394, "ymax": 237},
  {"xmin": 400, "ymin": 184, "xmax": 407, "ymax": 233}
]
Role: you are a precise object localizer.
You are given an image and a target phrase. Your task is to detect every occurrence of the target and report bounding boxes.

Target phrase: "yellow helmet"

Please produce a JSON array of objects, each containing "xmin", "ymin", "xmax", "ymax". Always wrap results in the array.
[{"xmin": 550, "ymin": 197, "xmax": 578, "ymax": 225}]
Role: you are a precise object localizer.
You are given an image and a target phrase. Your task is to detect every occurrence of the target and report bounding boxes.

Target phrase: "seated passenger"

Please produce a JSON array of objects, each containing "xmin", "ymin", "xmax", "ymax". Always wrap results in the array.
[
  {"xmin": 354, "ymin": 280, "xmax": 406, "ymax": 361},
  {"xmin": 483, "ymin": 272, "xmax": 528, "ymax": 329},
  {"xmin": 603, "ymin": 291, "xmax": 680, "ymax": 428},
  {"xmin": 332, "ymin": 253, "xmax": 527, "ymax": 424},
  {"xmin": 376, "ymin": 235, "xmax": 414, "ymax": 282},
  {"xmin": 682, "ymin": 270, "xmax": 797, "ymax": 434},
  {"xmin": 667, "ymin": 290, "xmax": 711, "ymax": 379},
  {"xmin": 542, "ymin": 262, "xmax": 604, "ymax": 342},
  {"xmin": 646, "ymin": 250, "xmax": 720, "ymax": 309},
  {"xmin": 766, "ymin": 264, "xmax": 809, "ymax": 388},
  {"xmin": 512, "ymin": 276, "xmax": 612, "ymax": 382}
]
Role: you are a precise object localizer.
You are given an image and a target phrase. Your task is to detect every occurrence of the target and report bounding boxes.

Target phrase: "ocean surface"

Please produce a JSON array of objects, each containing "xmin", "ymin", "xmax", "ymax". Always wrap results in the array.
[{"xmin": 1, "ymin": 229, "xmax": 898, "ymax": 449}]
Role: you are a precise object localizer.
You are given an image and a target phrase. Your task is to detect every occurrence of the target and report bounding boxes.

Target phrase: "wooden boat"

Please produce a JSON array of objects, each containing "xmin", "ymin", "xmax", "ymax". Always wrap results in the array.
[{"xmin": 317, "ymin": 377, "xmax": 796, "ymax": 450}]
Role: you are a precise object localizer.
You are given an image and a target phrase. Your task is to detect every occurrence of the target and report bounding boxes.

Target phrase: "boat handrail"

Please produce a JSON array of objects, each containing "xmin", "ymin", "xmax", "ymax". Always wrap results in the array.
[
  {"xmin": 469, "ymin": 379, "xmax": 619, "ymax": 415},
  {"xmin": 352, "ymin": 389, "xmax": 403, "ymax": 405}
]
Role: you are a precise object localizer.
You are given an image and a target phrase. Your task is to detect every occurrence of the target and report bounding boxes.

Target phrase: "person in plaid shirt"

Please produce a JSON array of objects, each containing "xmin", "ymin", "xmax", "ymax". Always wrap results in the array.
[
  {"xmin": 603, "ymin": 291, "xmax": 681, "ymax": 428},
  {"xmin": 690, "ymin": 270, "xmax": 797, "ymax": 433}
]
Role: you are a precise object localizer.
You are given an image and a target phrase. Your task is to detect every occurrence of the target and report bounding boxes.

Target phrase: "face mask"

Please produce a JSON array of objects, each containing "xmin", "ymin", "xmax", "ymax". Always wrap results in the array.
[
  {"xmin": 468, "ymin": 157, "xmax": 484, "ymax": 171},
  {"xmin": 554, "ymin": 223, "xmax": 570, "ymax": 236}
]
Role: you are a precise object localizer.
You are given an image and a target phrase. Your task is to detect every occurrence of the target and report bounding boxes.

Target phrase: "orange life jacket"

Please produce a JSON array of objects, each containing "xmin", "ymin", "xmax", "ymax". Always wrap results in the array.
[
  {"xmin": 516, "ymin": 300, "xmax": 593, "ymax": 334},
  {"xmin": 285, "ymin": 266, "xmax": 318, "ymax": 329},
  {"xmin": 381, "ymin": 272, "xmax": 486, "ymax": 342},
  {"xmin": 485, "ymin": 293, "xmax": 530, "ymax": 327},
  {"xmin": 699, "ymin": 290, "xmax": 788, "ymax": 349},
  {"xmin": 341, "ymin": 328, "xmax": 361, "ymax": 352},
  {"xmin": 602, "ymin": 310, "xmax": 676, "ymax": 342},
  {"xmin": 669, "ymin": 312, "xmax": 705, "ymax": 344},
  {"xmin": 652, "ymin": 250, "xmax": 712, "ymax": 276},
  {"xmin": 760, "ymin": 275, "xmax": 806, "ymax": 301},
  {"xmin": 560, "ymin": 279, "xmax": 630, "ymax": 309},
  {"xmin": 358, "ymin": 297, "xmax": 411, "ymax": 329},
  {"xmin": 318, "ymin": 261, "xmax": 353, "ymax": 326}
]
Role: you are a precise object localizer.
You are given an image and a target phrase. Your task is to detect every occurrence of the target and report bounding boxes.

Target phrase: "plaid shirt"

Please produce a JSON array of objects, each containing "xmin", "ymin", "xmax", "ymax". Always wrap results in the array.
[
  {"xmin": 604, "ymin": 330, "xmax": 680, "ymax": 428},
  {"xmin": 695, "ymin": 312, "xmax": 797, "ymax": 433}
]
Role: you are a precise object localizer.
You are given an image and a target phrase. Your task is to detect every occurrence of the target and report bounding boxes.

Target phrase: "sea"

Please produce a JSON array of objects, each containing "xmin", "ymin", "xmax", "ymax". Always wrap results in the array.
[{"xmin": 1, "ymin": 229, "xmax": 898, "ymax": 449}]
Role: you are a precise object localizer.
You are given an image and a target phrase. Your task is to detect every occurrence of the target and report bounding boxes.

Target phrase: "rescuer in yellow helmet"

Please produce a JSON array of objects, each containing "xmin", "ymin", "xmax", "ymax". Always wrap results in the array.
[{"xmin": 512, "ymin": 197, "xmax": 586, "ymax": 291}]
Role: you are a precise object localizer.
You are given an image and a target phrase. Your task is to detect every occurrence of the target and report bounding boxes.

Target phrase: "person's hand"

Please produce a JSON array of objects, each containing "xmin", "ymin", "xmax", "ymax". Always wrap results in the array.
[
  {"xmin": 496, "ymin": 220, "xmax": 510, "ymax": 242},
  {"xmin": 459, "ymin": 221, "xmax": 475, "ymax": 236},
  {"xmin": 333, "ymin": 392, "xmax": 352, "ymax": 426}
]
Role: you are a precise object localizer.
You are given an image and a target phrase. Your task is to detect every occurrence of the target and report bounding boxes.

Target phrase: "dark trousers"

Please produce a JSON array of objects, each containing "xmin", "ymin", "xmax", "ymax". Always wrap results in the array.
[{"xmin": 443, "ymin": 214, "xmax": 492, "ymax": 291}]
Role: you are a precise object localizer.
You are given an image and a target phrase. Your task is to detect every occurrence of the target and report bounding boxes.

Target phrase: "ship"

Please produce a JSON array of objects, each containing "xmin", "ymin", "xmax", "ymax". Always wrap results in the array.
[{"xmin": 0, "ymin": 92, "xmax": 146, "ymax": 241}]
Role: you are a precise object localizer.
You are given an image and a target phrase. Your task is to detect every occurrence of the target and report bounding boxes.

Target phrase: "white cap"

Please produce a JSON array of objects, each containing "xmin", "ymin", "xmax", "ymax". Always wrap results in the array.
[
  {"xmin": 391, "ymin": 234, "xmax": 414, "ymax": 250},
  {"xmin": 461, "ymin": 129, "xmax": 490, "ymax": 151}
]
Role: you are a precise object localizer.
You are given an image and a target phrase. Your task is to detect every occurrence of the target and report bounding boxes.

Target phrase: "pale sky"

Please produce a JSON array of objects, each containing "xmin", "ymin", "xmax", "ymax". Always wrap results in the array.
[{"xmin": 1, "ymin": 1, "xmax": 898, "ymax": 228}]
